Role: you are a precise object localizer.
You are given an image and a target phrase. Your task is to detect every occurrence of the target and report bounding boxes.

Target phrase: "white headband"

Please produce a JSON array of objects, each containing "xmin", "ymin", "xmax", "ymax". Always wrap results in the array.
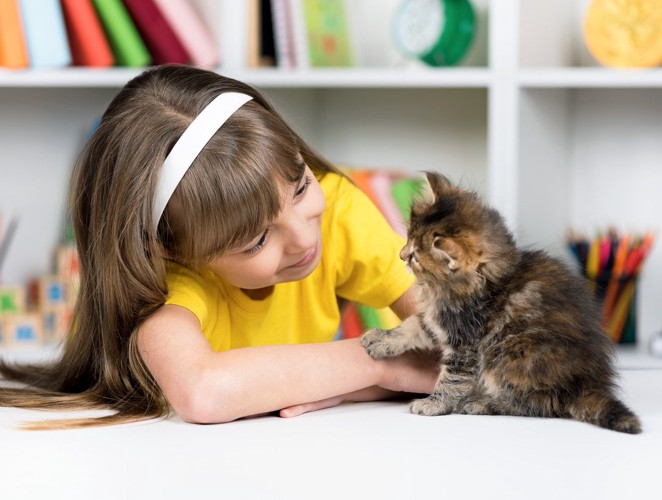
[{"xmin": 152, "ymin": 92, "xmax": 253, "ymax": 227}]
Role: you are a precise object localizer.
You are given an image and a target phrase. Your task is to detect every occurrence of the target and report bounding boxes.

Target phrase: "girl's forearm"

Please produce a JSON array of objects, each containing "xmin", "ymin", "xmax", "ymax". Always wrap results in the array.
[{"xmin": 194, "ymin": 338, "xmax": 385, "ymax": 423}]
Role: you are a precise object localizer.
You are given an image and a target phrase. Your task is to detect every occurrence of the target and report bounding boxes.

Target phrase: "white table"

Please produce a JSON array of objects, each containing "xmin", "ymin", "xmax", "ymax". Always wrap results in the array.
[{"xmin": 1, "ymin": 361, "xmax": 661, "ymax": 500}]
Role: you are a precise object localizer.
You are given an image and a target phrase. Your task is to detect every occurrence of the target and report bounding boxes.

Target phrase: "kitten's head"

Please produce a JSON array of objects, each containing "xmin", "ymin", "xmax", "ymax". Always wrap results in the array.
[{"xmin": 402, "ymin": 172, "xmax": 517, "ymax": 297}]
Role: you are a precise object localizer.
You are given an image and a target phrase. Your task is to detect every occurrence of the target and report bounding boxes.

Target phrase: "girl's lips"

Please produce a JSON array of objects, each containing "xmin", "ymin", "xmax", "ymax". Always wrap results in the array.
[{"xmin": 289, "ymin": 243, "xmax": 318, "ymax": 268}]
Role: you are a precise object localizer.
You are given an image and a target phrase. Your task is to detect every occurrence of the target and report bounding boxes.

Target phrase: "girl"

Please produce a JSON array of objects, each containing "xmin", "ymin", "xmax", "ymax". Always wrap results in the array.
[{"xmin": 0, "ymin": 65, "xmax": 435, "ymax": 429}]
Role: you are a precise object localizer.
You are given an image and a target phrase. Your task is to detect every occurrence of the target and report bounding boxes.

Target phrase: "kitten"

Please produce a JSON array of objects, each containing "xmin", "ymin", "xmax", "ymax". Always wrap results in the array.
[{"xmin": 361, "ymin": 172, "xmax": 641, "ymax": 434}]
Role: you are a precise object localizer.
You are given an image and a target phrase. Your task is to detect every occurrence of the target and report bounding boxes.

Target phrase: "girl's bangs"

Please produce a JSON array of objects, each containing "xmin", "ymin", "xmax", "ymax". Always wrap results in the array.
[{"xmin": 163, "ymin": 129, "xmax": 305, "ymax": 265}]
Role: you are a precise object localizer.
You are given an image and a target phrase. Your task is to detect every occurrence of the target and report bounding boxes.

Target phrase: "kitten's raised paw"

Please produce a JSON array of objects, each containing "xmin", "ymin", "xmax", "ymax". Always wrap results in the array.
[
  {"xmin": 410, "ymin": 396, "xmax": 453, "ymax": 416},
  {"xmin": 360, "ymin": 329, "xmax": 404, "ymax": 359}
]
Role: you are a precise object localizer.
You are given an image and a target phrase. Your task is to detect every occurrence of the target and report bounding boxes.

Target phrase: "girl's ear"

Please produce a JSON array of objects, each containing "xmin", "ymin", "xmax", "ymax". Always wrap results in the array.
[{"xmin": 424, "ymin": 171, "xmax": 453, "ymax": 203}]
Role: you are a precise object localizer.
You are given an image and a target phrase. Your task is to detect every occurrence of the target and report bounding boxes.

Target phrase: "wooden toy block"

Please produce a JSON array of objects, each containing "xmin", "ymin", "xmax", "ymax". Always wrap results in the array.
[
  {"xmin": 1, "ymin": 313, "xmax": 44, "ymax": 347},
  {"xmin": 43, "ymin": 307, "xmax": 73, "ymax": 341},
  {"xmin": 0, "ymin": 286, "xmax": 26, "ymax": 316},
  {"xmin": 56, "ymin": 245, "xmax": 80, "ymax": 278},
  {"xmin": 27, "ymin": 275, "xmax": 68, "ymax": 311}
]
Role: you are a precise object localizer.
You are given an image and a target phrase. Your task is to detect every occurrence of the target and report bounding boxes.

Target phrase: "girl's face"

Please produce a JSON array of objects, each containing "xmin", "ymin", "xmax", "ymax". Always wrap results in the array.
[{"xmin": 208, "ymin": 165, "xmax": 325, "ymax": 290}]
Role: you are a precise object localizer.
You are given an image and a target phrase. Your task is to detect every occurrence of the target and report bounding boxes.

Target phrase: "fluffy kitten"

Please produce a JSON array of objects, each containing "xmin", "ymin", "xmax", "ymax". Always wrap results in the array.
[{"xmin": 361, "ymin": 172, "xmax": 641, "ymax": 434}]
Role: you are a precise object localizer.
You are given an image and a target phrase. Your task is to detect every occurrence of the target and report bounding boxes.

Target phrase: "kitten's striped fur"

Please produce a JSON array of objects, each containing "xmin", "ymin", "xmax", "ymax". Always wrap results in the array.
[{"xmin": 361, "ymin": 172, "xmax": 641, "ymax": 434}]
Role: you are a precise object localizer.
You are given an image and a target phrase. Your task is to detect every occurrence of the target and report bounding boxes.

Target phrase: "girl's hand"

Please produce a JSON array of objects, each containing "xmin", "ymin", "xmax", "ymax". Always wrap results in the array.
[
  {"xmin": 279, "ymin": 350, "xmax": 439, "ymax": 418},
  {"xmin": 279, "ymin": 387, "xmax": 396, "ymax": 418},
  {"xmin": 377, "ymin": 349, "xmax": 439, "ymax": 394}
]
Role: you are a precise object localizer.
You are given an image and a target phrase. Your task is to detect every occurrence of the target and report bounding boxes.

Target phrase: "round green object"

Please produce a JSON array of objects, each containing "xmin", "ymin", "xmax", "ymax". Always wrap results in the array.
[{"xmin": 393, "ymin": 0, "xmax": 475, "ymax": 67}]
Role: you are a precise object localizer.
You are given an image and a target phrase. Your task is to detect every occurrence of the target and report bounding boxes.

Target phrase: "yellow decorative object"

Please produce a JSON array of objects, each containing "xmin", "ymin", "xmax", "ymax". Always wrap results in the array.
[{"xmin": 584, "ymin": 0, "xmax": 662, "ymax": 68}]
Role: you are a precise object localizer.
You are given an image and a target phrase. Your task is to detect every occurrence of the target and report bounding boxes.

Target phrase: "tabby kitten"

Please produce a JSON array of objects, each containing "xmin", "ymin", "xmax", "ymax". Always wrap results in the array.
[{"xmin": 361, "ymin": 172, "xmax": 641, "ymax": 434}]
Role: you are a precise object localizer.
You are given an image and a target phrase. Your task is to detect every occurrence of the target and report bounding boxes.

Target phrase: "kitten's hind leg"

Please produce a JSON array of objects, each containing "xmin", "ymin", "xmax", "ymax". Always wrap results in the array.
[
  {"xmin": 361, "ymin": 314, "xmax": 437, "ymax": 359},
  {"xmin": 457, "ymin": 394, "xmax": 499, "ymax": 415}
]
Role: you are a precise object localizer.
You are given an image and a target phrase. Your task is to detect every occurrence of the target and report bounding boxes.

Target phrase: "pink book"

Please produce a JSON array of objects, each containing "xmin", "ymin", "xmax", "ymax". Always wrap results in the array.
[
  {"xmin": 122, "ymin": 0, "xmax": 189, "ymax": 65},
  {"xmin": 152, "ymin": 0, "xmax": 219, "ymax": 67},
  {"xmin": 368, "ymin": 172, "xmax": 407, "ymax": 238}
]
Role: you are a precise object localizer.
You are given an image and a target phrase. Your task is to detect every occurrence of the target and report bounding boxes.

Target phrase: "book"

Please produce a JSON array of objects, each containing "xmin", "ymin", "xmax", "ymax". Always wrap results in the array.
[
  {"xmin": 301, "ymin": 0, "xmax": 352, "ymax": 67},
  {"xmin": 259, "ymin": 0, "xmax": 277, "ymax": 66},
  {"xmin": 288, "ymin": 0, "xmax": 309, "ymax": 68},
  {"xmin": 93, "ymin": 0, "xmax": 151, "ymax": 67},
  {"xmin": 247, "ymin": 0, "xmax": 277, "ymax": 67},
  {"xmin": 0, "ymin": 0, "xmax": 29, "ymax": 68},
  {"xmin": 189, "ymin": 0, "xmax": 249, "ymax": 69},
  {"xmin": 151, "ymin": 0, "xmax": 219, "ymax": 67},
  {"xmin": 339, "ymin": 302, "xmax": 363, "ymax": 339},
  {"xmin": 369, "ymin": 172, "xmax": 407, "ymax": 238},
  {"xmin": 270, "ymin": 0, "xmax": 296, "ymax": 68},
  {"xmin": 18, "ymin": 0, "xmax": 71, "ymax": 68},
  {"xmin": 122, "ymin": 0, "xmax": 189, "ymax": 65},
  {"xmin": 391, "ymin": 177, "xmax": 424, "ymax": 221},
  {"xmin": 246, "ymin": 0, "xmax": 260, "ymax": 67},
  {"xmin": 61, "ymin": 0, "xmax": 114, "ymax": 67}
]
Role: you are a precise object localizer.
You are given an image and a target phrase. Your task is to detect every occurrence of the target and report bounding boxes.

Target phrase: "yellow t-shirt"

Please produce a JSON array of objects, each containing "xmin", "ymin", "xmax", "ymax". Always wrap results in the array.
[{"xmin": 165, "ymin": 172, "xmax": 414, "ymax": 351}]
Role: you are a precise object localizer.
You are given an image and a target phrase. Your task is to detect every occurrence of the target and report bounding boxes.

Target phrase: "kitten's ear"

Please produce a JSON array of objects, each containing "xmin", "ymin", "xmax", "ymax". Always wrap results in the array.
[
  {"xmin": 432, "ymin": 236, "xmax": 462, "ymax": 270},
  {"xmin": 425, "ymin": 171, "xmax": 453, "ymax": 202}
]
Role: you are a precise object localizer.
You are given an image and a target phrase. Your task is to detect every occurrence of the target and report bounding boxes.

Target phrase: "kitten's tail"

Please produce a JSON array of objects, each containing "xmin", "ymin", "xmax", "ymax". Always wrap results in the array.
[{"xmin": 569, "ymin": 391, "xmax": 642, "ymax": 434}]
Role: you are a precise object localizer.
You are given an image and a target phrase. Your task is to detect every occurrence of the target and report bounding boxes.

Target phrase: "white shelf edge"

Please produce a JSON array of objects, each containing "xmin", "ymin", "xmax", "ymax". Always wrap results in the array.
[
  {"xmin": 518, "ymin": 67, "xmax": 662, "ymax": 88},
  {"xmin": 225, "ymin": 67, "xmax": 493, "ymax": 88},
  {"xmin": 0, "ymin": 67, "xmax": 493, "ymax": 89}
]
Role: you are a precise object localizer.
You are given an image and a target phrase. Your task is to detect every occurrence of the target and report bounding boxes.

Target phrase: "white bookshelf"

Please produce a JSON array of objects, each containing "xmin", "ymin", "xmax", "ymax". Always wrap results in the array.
[{"xmin": 0, "ymin": 0, "xmax": 660, "ymax": 358}]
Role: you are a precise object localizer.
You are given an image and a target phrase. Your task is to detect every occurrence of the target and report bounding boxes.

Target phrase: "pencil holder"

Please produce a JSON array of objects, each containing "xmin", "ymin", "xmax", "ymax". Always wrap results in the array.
[{"xmin": 588, "ymin": 272, "xmax": 638, "ymax": 344}]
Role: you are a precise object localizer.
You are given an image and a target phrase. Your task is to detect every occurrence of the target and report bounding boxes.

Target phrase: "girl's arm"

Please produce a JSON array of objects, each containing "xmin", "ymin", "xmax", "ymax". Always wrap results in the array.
[
  {"xmin": 280, "ymin": 286, "xmax": 432, "ymax": 417},
  {"xmin": 137, "ymin": 302, "xmax": 435, "ymax": 424}
]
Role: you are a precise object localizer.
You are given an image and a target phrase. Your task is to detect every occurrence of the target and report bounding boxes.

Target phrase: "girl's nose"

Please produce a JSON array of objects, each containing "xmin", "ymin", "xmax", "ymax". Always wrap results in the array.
[{"xmin": 284, "ymin": 213, "xmax": 317, "ymax": 252}]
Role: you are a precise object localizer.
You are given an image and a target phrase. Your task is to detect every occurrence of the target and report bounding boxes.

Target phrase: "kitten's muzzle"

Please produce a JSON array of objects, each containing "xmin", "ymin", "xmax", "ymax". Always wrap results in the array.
[{"xmin": 400, "ymin": 244, "xmax": 419, "ymax": 265}]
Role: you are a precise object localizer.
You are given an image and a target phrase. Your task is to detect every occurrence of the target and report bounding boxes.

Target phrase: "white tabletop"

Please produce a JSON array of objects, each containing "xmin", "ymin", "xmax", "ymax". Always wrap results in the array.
[{"xmin": 1, "ymin": 364, "xmax": 661, "ymax": 500}]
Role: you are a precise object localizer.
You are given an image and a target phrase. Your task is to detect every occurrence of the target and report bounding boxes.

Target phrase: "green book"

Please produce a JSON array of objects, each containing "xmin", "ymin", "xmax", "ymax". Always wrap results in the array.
[
  {"xmin": 302, "ymin": 0, "xmax": 352, "ymax": 67},
  {"xmin": 93, "ymin": 0, "xmax": 151, "ymax": 67},
  {"xmin": 355, "ymin": 304, "xmax": 383, "ymax": 330},
  {"xmin": 391, "ymin": 178, "xmax": 424, "ymax": 222}
]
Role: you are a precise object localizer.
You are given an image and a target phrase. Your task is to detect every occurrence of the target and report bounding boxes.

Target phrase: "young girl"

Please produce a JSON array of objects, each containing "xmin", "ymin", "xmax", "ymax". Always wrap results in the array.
[{"xmin": 0, "ymin": 65, "xmax": 436, "ymax": 429}]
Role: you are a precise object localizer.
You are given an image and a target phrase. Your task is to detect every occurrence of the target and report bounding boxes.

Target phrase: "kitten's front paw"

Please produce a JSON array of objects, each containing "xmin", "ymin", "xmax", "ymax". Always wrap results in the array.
[
  {"xmin": 361, "ymin": 328, "xmax": 403, "ymax": 359},
  {"xmin": 410, "ymin": 396, "xmax": 453, "ymax": 416}
]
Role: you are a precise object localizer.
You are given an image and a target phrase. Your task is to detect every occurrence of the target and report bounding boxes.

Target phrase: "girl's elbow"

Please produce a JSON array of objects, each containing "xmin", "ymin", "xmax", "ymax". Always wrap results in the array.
[{"xmin": 173, "ymin": 374, "xmax": 241, "ymax": 424}]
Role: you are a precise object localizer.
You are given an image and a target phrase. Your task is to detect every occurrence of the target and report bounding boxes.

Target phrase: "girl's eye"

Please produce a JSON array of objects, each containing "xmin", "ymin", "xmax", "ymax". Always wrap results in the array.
[
  {"xmin": 295, "ymin": 175, "xmax": 311, "ymax": 198},
  {"xmin": 244, "ymin": 230, "xmax": 270, "ymax": 256}
]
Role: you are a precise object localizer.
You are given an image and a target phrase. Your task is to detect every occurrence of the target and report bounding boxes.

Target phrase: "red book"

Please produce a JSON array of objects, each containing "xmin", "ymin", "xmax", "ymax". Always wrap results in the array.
[
  {"xmin": 61, "ymin": 0, "xmax": 114, "ymax": 67},
  {"xmin": 340, "ymin": 302, "xmax": 363, "ymax": 339},
  {"xmin": 122, "ymin": 0, "xmax": 189, "ymax": 65}
]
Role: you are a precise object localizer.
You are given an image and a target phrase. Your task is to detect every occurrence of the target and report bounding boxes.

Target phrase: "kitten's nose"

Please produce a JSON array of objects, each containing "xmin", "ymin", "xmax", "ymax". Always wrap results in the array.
[
  {"xmin": 400, "ymin": 244, "xmax": 417, "ymax": 263},
  {"xmin": 399, "ymin": 245, "xmax": 410, "ymax": 261}
]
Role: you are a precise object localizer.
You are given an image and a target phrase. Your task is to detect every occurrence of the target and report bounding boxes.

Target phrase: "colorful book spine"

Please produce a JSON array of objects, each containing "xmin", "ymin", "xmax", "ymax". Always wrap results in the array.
[
  {"xmin": 340, "ymin": 302, "xmax": 363, "ymax": 339},
  {"xmin": 345, "ymin": 170, "xmax": 380, "ymax": 208},
  {"xmin": 93, "ymin": 0, "xmax": 151, "ymax": 67},
  {"xmin": 288, "ymin": 0, "xmax": 309, "ymax": 68},
  {"xmin": 301, "ymin": 0, "xmax": 352, "ymax": 67},
  {"xmin": 338, "ymin": 169, "xmax": 423, "ymax": 340},
  {"xmin": 61, "ymin": 0, "xmax": 114, "ymax": 67},
  {"xmin": 122, "ymin": 0, "xmax": 189, "ymax": 65},
  {"xmin": 270, "ymin": 0, "xmax": 296, "ymax": 68},
  {"xmin": 18, "ymin": 0, "xmax": 71, "ymax": 68},
  {"xmin": 391, "ymin": 178, "xmax": 424, "ymax": 221},
  {"xmin": 0, "ymin": 0, "xmax": 29, "ymax": 68},
  {"xmin": 152, "ymin": 0, "xmax": 219, "ymax": 67},
  {"xmin": 369, "ymin": 172, "xmax": 407, "ymax": 238}
]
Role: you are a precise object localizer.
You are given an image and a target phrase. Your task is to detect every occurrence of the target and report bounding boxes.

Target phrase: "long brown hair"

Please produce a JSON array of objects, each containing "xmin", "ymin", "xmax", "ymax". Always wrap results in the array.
[{"xmin": 0, "ymin": 65, "xmax": 339, "ymax": 429}]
